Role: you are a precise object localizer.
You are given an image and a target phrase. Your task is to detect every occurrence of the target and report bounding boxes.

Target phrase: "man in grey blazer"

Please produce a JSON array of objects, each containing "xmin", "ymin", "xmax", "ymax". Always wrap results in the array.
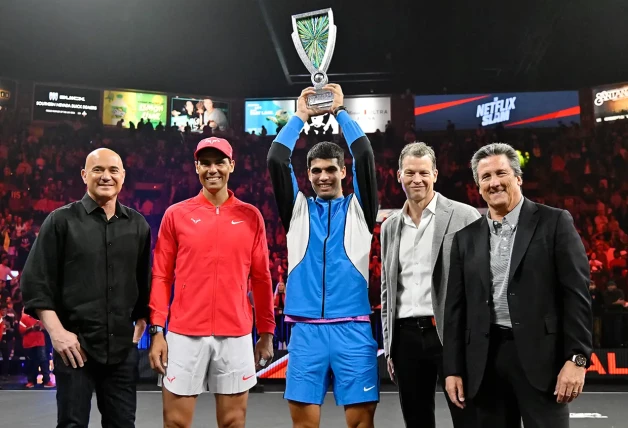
[{"xmin": 380, "ymin": 142, "xmax": 479, "ymax": 428}]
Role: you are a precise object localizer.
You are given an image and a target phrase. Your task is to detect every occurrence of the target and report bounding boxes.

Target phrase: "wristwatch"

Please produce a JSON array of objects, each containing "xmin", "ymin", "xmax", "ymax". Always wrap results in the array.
[
  {"xmin": 332, "ymin": 105, "xmax": 347, "ymax": 117},
  {"xmin": 149, "ymin": 325, "xmax": 164, "ymax": 336},
  {"xmin": 570, "ymin": 354, "xmax": 587, "ymax": 367}
]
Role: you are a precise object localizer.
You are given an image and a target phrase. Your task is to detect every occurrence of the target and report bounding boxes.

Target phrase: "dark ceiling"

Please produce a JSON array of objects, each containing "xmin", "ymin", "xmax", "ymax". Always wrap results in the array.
[{"xmin": 0, "ymin": 0, "xmax": 626, "ymax": 100}]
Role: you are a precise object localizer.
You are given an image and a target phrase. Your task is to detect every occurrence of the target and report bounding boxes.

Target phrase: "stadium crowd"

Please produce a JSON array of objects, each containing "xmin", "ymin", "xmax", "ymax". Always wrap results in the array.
[{"xmin": 0, "ymin": 106, "xmax": 627, "ymax": 385}]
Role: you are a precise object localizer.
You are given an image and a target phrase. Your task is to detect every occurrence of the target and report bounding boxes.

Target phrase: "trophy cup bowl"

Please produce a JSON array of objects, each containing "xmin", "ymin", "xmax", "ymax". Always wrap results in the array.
[{"xmin": 291, "ymin": 8, "xmax": 337, "ymax": 109}]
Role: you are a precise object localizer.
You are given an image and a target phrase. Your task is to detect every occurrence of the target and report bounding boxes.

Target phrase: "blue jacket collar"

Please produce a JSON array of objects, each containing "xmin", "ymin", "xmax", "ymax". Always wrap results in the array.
[{"xmin": 315, "ymin": 194, "xmax": 346, "ymax": 204}]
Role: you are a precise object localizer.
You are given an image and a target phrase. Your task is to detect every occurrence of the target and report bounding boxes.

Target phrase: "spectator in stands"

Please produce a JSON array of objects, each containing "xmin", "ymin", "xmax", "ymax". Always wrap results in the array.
[
  {"xmin": 604, "ymin": 280, "xmax": 626, "ymax": 310},
  {"xmin": 603, "ymin": 280, "xmax": 626, "ymax": 347},
  {"xmin": 0, "ymin": 256, "xmax": 17, "ymax": 286},
  {"xmin": 144, "ymin": 119, "xmax": 154, "ymax": 133},
  {"xmin": 14, "ymin": 234, "xmax": 31, "ymax": 271},
  {"xmin": 16, "ymin": 155, "xmax": 32, "ymax": 177},
  {"xmin": 138, "ymin": 198, "xmax": 154, "ymax": 216},
  {"xmin": 19, "ymin": 309, "xmax": 53, "ymax": 388},
  {"xmin": 0, "ymin": 305, "xmax": 16, "ymax": 378},
  {"xmin": 0, "ymin": 307, "xmax": 3, "ymax": 388},
  {"xmin": 589, "ymin": 281, "xmax": 604, "ymax": 348},
  {"xmin": 1, "ymin": 85, "xmax": 627, "ymax": 362},
  {"xmin": 274, "ymin": 278, "xmax": 287, "ymax": 350},
  {"xmin": 610, "ymin": 249, "xmax": 627, "ymax": 277}
]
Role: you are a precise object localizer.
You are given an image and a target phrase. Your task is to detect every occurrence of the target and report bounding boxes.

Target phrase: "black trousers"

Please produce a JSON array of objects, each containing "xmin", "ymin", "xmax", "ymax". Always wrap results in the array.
[
  {"xmin": 473, "ymin": 325, "xmax": 569, "ymax": 428},
  {"xmin": 392, "ymin": 320, "xmax": 475, "ymax": 428},
  {"xmin": 26, "ymin": 346, "xmax": 50, "ymax": 384},
  {"xmin": 54, "ymin": 347, "xmax": 139, "ymax": 428},
  {"xmin": 0, "ymin": 338, "xmax": 14, "ymax": 376},
  {"xmin": 274, "ymin": 313, "xmax": 288, "ymax": 346}
]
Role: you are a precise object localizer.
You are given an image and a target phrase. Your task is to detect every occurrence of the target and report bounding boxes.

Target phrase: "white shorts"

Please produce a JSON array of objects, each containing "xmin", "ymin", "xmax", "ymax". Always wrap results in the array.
[{"xmin": 158, "ymin": 331, "xmax": 257, "ymax": 396}]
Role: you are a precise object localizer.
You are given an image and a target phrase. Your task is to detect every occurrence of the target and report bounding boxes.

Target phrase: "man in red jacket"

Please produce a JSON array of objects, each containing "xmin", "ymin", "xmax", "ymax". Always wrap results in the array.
[
  {"xmin": 148, "ymin": 137, "xmax": 275, "ymax": 428},
  {"xmin": 19, "ymin": 309, "xmax": 54, "ymax": 388}
]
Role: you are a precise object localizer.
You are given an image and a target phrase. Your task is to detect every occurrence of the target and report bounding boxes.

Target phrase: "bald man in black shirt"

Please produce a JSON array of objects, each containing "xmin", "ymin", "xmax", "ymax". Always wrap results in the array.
[{"xmin": 21, "ymin": 148, "xmax": 151, "ymax": 428}]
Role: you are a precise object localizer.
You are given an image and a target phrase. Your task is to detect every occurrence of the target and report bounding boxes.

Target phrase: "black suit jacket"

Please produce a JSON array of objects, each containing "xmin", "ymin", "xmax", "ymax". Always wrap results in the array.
[{"xmin": 443, "ymin": 198, "xmax": 592, "ymax": 398}]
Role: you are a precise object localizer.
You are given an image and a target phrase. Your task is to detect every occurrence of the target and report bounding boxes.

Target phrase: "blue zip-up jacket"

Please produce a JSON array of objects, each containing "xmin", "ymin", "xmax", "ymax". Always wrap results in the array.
[{"xmin": 267, "ymin": 111, "xmax": 379, "ymax": 319}]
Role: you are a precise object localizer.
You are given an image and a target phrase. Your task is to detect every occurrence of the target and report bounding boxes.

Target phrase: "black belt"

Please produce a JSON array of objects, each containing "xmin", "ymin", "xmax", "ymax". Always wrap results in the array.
[
  {"xmin": 490, "ymin": 323, "xmax": 514, "ymax": 341},
  {"xmin": 396, "ymin": 316, "xmax": 436, "ymax": 329}
]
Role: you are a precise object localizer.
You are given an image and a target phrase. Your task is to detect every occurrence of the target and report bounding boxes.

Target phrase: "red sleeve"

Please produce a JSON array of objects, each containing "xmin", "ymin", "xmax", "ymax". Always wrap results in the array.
[
  {"xmin": 250, "ymin": 210, "xmax": 276, "ymax": 335},
  {"xmin": 18, "ymin": 315, "xmax": 33, "ymax": 335},
  {"xmin": 149, "ymin": 208, "xmax": 178, "ymax": 327}
]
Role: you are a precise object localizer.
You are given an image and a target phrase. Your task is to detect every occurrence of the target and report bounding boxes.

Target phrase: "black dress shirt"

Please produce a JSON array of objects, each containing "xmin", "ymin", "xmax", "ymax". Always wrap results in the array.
[{"xmin": 21, "ymin": 193, "xmax": 151, "ymax": 365}]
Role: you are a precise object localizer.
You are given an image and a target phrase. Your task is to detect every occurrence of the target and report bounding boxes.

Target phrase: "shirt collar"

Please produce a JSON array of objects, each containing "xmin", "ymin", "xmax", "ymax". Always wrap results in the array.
[
  {"xmin": 81, "ymin": 193, "xmax": 129, "ymax": 218},
  {"xmin": 402, "ymin": 192, "xmax": 438, "ymax": 226},
  {"xmin": 425, "ymin": 192, "xmax": 438, "ymax": 215},
  {"xmin": 315, "ymin": 194, "xmax": 345, "ymax": 204},
  {"xmin": 194, "ymin": 189, "xmax": 236, "ymax": 208},
  {"xmin": 487, "ymin": 195, "xmax": 524, "ymax": 230}
]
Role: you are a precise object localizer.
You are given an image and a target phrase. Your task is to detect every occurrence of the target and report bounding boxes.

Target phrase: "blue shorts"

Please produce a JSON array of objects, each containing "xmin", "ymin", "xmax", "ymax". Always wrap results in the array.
[{"xmin": 284, "ymin": 321, "xmax": 380, "ymax": 406}]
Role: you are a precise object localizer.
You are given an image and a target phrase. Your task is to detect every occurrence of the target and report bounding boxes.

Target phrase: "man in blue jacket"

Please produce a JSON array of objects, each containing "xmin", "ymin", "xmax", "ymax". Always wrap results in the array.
[{"xmin": 268, "ymin": 84, "xmax": 380, "ymax": 428}]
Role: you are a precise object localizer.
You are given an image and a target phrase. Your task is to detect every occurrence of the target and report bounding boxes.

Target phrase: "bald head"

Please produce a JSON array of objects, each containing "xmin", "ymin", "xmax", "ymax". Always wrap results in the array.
[
  {"xmin": 84, "ymin": 148, "xmax": 124, "ymax": 170},
  {"xmin": 82, "ymin": 148, "xmax": 126, "ymax": 203}
]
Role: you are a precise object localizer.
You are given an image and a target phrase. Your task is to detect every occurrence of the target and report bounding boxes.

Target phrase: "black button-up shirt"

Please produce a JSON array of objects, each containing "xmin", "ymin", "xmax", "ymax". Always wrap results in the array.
[{"xmin": 21, "ymin": 193, "xmax": 151, "ymax": 365}]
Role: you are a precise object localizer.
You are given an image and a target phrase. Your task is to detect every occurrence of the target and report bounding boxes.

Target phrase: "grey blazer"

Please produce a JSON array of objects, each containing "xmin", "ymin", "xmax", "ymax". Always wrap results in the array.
[{"xmin": 380, "ymin": 193, "xmax": 481, "ymax": 357}]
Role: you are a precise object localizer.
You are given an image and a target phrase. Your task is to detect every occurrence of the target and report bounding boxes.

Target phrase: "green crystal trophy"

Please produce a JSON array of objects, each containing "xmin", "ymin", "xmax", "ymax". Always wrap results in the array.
[{"xmin": 291, "ymin": 8, "xmax": 337, "ymax": 108}]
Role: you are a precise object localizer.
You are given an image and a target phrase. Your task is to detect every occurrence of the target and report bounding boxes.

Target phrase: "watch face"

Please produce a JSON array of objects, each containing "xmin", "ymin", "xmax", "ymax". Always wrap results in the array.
[{"xmin": 575, "ymin": 355, "xmax": 587, "ymax": 366}]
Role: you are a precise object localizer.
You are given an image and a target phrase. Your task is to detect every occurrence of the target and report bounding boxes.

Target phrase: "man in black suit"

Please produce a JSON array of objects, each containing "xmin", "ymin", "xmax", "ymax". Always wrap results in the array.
[{"xmin": 443, "ymin": 143, "xmax": 593, "ymax": 428}]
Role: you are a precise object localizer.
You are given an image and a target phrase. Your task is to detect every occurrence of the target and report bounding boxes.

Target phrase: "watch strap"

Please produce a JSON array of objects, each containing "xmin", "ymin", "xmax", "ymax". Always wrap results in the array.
[
  {"xmin": 149, "ymin": 325, "xmax": 164, "ymax": 335},
  {"xmin": 332, "ymin": 105, "xmax": 347, "ymax": 117}
]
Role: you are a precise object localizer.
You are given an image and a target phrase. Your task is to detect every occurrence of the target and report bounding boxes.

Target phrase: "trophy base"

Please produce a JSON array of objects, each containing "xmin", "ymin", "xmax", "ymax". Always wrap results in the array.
[{"xmin": 306, "ymin": 90, "xmax": 334, "ymax": 109}]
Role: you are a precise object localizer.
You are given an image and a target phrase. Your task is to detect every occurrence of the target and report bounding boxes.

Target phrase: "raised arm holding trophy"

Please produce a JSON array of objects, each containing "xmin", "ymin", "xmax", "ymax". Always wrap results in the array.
[{"xmin": 264, "ymin": 9, "xmax": 381, "ymax": 428}]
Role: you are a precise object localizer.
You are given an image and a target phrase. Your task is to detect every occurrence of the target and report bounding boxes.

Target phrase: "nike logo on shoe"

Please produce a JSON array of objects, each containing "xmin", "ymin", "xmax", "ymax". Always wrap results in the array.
[
  {"xmin": 232, "ymin": 220, "xmax": 244, "ymax": 225},
  {"xmin": 242, "ymin": 374, "xmax": 255, "ymax": 381},
  {"xmin": 191, "ymin": 218, "xmax": 201, "ymax": 224},
  {"xmin": 363, "ymin": 385, "xmax": 375, "ymax": 392}
]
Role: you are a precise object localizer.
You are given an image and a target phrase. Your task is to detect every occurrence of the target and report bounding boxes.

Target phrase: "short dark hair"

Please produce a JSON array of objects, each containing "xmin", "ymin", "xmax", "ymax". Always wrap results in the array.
[
  {"xmin": 306, "ymin": 141, "xmax": 345, "ymax": 169},
  {"xmin": 398, "ymin": 142, "xmax": 437, "ymax": 171}
]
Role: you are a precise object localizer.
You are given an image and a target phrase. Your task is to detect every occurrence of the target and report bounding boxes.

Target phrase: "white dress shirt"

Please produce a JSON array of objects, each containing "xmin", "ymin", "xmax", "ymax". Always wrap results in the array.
[{"xmin": 396, "ymin": 193, "xmax": 438, "ymax": 318}]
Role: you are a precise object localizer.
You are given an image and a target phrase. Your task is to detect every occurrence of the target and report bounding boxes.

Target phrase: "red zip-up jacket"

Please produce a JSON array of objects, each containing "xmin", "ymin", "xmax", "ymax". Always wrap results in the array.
[
  {"xmin": 149, "ymin": 190, "xmax": 275, "ymax": 337},
  {"xmin": 19, "ymin": 313, "xmax": 46, "ymax": 348}
]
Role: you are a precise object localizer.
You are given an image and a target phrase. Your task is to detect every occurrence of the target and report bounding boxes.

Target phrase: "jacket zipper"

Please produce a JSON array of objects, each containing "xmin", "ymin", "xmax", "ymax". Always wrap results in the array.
[
  {"xmin": 321, "ymin": 201, "xmax": 331, "ymax": 318},
  {"xmin": 179, "ymin": 284, "xmax": 186, "ymax": 313},
  {"xmin": 212, "ymin": 205, "xmax": 219, "ymax": 335}
]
